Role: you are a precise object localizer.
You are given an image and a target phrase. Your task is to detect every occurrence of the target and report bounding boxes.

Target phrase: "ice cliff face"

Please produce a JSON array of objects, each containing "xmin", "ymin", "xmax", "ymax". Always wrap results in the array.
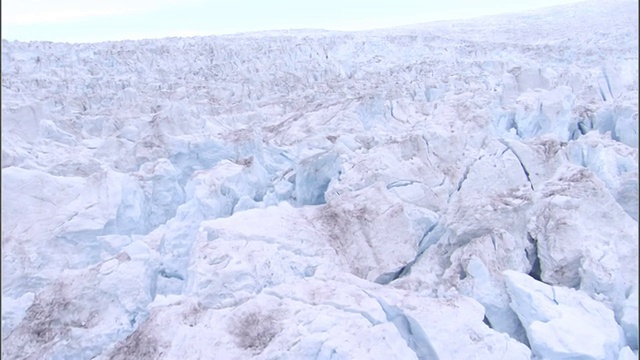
[{"xmin": 1, "ymin": 0, "xmax": 638, "ymax": 359}]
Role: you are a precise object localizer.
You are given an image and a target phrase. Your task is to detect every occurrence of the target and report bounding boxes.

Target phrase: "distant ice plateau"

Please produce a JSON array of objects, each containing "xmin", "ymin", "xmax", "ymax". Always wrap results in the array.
[{"xmin": 1, "ymin": 0, "xmax": 638, "ymax": 359}]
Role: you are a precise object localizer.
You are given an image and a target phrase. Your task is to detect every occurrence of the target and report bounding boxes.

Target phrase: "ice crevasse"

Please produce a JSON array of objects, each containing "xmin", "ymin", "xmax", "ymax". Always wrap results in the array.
[{"xmin": 1, "ymin": 0, "xmax": 638, "ymax": 359}]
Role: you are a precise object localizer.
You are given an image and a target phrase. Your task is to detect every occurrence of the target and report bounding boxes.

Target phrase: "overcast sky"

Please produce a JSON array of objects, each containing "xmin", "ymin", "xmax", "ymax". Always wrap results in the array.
[{"xmin": 2, "ymin": 0, "xmax": 586, "ymax": 43}]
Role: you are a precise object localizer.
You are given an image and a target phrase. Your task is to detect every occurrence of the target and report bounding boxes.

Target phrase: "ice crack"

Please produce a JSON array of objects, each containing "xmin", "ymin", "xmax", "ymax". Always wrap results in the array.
[
  {"xmin": 386, "ymin": 180, "xmax": 421, "ymax": 189},
  {"xmin": 372, "ymin": 296, "xmax": 439, "ymax": 360},
  {"xmin": 262, "ymin": 290, "xmax": 380, "ymax": 326},
  {"xmin": 375, "ymin": 221, "xmax": 444, "ymax": 285},
  {"xmin": 498, "ymin": 139, "xmax": 535, "ymax": 191}
]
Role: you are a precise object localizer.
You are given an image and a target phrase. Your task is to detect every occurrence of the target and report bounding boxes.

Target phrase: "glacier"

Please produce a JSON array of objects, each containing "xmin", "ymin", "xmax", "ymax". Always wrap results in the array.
[{"xmin": 1, "ymin": 0, "xmax": 638, "ymax": 359}]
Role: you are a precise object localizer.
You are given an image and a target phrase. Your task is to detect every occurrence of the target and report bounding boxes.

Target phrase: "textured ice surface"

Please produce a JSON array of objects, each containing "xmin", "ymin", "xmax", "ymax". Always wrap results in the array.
[
  {"xmin": 504, "ymin": 270, "xmax": 625, "ymax": 360},
  {"xmin": 1, "ymin": 0, "xmax": 638, "ymax": 359}
]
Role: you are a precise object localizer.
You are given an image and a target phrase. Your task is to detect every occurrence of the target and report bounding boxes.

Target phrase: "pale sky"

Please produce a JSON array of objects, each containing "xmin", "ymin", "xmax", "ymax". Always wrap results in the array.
[{"xmin": 2, "ymin": 0, "xmax": 586, "ymax": 43}]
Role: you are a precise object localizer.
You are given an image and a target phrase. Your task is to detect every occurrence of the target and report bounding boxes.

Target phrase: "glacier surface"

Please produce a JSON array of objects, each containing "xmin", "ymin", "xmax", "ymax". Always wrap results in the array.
[{"xmin": 1, "ymin": 0, "xmax": 638, "ymax": 359}]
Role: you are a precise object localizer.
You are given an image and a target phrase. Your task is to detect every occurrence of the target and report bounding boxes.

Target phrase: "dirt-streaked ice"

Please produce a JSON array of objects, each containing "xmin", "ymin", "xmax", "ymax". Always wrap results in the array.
[{"xmin": 1, "ymin": 0, "xmax": 638, "ymax": 359}]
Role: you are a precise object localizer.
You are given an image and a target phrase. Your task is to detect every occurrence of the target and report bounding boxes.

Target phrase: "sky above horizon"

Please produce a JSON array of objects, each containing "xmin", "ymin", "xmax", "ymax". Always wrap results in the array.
[{"xmin": 2, "ymin": 0, "xmax": 587, "ymax": 43}]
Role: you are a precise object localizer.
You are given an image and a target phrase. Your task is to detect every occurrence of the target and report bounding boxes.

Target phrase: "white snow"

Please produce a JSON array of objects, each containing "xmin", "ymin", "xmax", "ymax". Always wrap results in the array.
[{"xmin": 1, "ymin": 0, "xmax": 638, "ymax": 359}]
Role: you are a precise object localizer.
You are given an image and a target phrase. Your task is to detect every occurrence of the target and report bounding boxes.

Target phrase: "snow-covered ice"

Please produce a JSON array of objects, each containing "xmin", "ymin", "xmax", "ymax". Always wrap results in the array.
[
  {"xmin": 1, "ymin": 0, "xmax": 638, "ymax": 359},
  {"xmin": 504, "ymin": 270, "xmax": 624, "ymax": 359}
]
